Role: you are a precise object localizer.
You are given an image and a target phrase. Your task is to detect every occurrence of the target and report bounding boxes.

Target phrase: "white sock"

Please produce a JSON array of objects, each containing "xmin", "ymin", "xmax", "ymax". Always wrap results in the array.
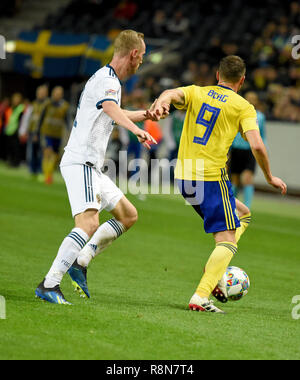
[
  {"xmin": 77, "ymin": 219, "xmax": 126, "ymax": 267},
  {"xmin": 44, "ymin": 228, "xmax": 89, "ymax": 288}
]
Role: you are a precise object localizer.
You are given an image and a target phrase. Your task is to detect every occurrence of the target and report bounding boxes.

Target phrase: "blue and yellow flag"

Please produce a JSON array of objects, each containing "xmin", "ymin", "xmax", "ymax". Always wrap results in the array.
[
  {"xmin": 14, "ymin": 30, "xmax": 89, "ymax": 78},
  {"xmin": 81, "ymin": 35, "xmax": 114, "ymax": 77}
]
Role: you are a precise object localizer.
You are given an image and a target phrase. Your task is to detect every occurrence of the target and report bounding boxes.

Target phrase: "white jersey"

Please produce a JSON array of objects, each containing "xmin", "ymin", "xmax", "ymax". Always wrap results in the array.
[{"xmin": 61, "ymin": 65, "xmax": 122, "ymax": 170}]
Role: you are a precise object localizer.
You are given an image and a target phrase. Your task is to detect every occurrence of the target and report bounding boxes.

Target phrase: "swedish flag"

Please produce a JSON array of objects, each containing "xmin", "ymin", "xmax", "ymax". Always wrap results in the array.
[
  {"xmin": 14, "ymin": 30, "xmax": 89, "ymax": 78},
  {"xmin": 82, "ymin": 35, "xmax": 114, "ymax": 77}
]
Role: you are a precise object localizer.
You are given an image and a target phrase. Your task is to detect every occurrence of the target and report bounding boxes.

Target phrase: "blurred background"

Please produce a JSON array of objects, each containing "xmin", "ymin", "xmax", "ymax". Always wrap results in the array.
[{"xmin": 0, "ymin": 0, "xmax": 299, "ymax": 201}]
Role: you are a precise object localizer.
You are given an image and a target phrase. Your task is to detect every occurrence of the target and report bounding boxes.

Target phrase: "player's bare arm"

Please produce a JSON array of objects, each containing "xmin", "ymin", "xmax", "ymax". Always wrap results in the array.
[
  {"xmin": 150, "ymin": 89, "xmax": 185, "ymax": 119},
  {"xmin": 245, "ymin": 129, "xmax": 287, "ymax": 195},
  {"xmin": 122, "ymin": 98, "xmax": 170, "ymax": 122},
  {"xmin": 122, "ymin": 109, "xmax": 151, "ymax": 122},
  {"xmin": 102, "ymin": 100, "xmax": 157, "ymax": 149}
]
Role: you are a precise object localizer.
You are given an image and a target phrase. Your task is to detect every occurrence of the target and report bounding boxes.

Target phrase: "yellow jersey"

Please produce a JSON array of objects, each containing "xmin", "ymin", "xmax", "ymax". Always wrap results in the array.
[
  {"xmin": 41, "ymin": 100, "xmax": 69, "ymax": 139},
  {"xmin": 174, "ymin": 84, "xmax": 259, "ymax": 181}
]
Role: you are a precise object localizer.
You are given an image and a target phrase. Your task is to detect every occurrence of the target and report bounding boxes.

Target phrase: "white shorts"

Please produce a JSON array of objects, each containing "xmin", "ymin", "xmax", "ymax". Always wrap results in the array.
[{"xmin": 60, "ymin": 164, "xmax": 124, "ymax": 217}]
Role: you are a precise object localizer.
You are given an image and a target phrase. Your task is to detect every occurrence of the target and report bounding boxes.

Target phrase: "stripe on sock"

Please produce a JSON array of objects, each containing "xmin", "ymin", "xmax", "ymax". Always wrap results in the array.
[
  {"xmin": 217, "ymin": 242, "xmax": 238, "ymax": 255},
  {"xmin": 240, "ymin": 213, "xmax": 252, "ymax": 224},
  {"xmin": 107, "ymin": 219, "xmax": 122, "ymax": 237},
  {"xmin": 68, "ymin": 234, "xmax": 85, "ymax": 249},
  {"xmin": 68, "ymin": 232, "xmax": 86, "ymax": 249},
  {"xmin": 71, "ymin": 231, "xmax": 86, "ymax": 247},
  {"xmin": 241, "ymin": 217, "xmax": 251, "ymax": 222},
  {"xmin": 107, "ymin": 219, "xmax": 124, "ymax": 237}
]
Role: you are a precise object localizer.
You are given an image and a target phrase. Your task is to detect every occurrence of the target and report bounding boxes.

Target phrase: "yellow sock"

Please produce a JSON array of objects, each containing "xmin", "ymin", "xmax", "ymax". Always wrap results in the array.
[
  {"xmin": 236, "ymin": 213, "xmax": 251, "ymax": 243},
  {"xmin": 42, "ymin": 157, "xmax": 50, "ymax": 178},
  {"xmin": 42, "ymin": 154, "xmax": 57, "ymax": 179},
  {"xmin": 47, "ymin": 154, "xmax": 57, "ymax": 177},
  {"xmin": 196, "ymin": 242, "xmax": 238, "ymax": 298}
]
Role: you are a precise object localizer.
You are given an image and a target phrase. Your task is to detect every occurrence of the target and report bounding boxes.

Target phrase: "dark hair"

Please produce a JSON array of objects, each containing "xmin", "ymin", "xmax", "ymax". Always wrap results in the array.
[{"xmin": 218, "ymin": 55, "xmax": 246, "ymax": 83}]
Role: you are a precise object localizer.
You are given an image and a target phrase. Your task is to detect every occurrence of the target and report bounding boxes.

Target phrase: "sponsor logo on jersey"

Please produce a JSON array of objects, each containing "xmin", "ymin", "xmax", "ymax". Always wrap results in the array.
[{"xmin": 105, "ymin": 89, "xmax": 117, "ymax": 96}]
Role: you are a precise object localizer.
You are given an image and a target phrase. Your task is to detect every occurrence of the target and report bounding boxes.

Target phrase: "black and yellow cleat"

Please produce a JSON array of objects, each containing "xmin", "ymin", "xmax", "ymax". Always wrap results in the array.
[
  {"xmin": 68, "ymin": 260, "xmax": 90, "ymax": 299},
  {"xmin": 35, "ymin": 280, "xmax": 71, "ymax": 305}
]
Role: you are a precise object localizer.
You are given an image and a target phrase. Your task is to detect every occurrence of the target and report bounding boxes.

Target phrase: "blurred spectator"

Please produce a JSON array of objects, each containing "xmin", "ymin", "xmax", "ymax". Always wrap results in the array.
[
  {"xmin": 24, "ymin": 85, "xmax": 49, "ymax": 178},
  {"xmin": 181, "ymin": 61, "xmax": 199, "ymax": 85},
  {"xmin": 152, "ymin": 10, "xmax": 167, "ymax": 38},
  {"xmin": 142, "ymin": 76, "xmax": 161, "ymax": 102},
  {"xmin": 39, "ymin": 86, "xmax": 69, "ymax": 184},
  {"xmin": 18, "ymin": 98, "xmax": 31, "ymax": 163},
  {"xmin": 290, "ymin": 1, "xmax": 300, "ymax": 27},
  {"xmin": 0, "ymin": 97, "xmax": 10, "ymax": 161},
  {"xmin": 207, "ymin": 36, "xmax": 223, "ymax": 64},
  {"xmin": 166, "ymin": 11, "xmax": 190, "ymax": 36},
  {"xmin": 167, "ymin": 109, "xmax": 185, "ymax": 163},
  {"xmin": 265, "ymin": 83, "xmax": 284, "ymax": 118},
  {"xmin": 144, "ymin": 118, "xmax": 163, "ymax": 183},
  {"xmin": 18, "ymin": 100, "xmax": 33, "ymax": 141},
  {"xmin": 261, "ymin": 22, "xmax": 277, "ymax": 41},
  {"xmin": 158, "ymin": 76, "xmax": 177, "ymax": 92},
  {"xmin": 4, "ymin": 93, "xmax": 24, "ymax": 167},
  {"xmin": 229, "ymin": 91, "xmax": 266, "ymax": 208},
  {"xmin": 114, "ymin": 0, "xmax": 137, "ymax": 21},
  {"xmin": 273, "ymin": 87, "xmax": 300, "ymax": 122},
  {"xmin": 126, "ymin": 89, "xmax": 146, "ymax": 176},
  {"xmin": 195, "ymin": 62, "xmax": 214, "ymax": 86},
  {"xmin": 2, "ymin": 0, "xmax": 300, "ymax": 126},
  {"xmin": 163, "ymin": 108, "xmax": 185, "ymax": 181},
  {"xmin": 106, "ymin": 128, "xmax": 123, "ymax": 176},
  {"xmin": 272, "ymin": 24, "xmax": 290, "ymax": 51},
  {"xmin": 221, "ymin": 42, "xmax": 239, "ymax": 57},
  {"xmin": 252, "ymin": 66, "xmax": 278, "ymax": 91}
]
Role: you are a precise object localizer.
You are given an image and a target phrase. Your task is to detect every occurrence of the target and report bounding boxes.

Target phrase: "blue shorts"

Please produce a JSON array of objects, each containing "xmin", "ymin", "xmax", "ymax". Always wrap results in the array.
[
  {"xmin": 177, "ymin": 178, "xmax": 241, "ymax": 234},
  {"xmin": 44, "ymin": 136, "xmax": 61, "ymax": 153}
]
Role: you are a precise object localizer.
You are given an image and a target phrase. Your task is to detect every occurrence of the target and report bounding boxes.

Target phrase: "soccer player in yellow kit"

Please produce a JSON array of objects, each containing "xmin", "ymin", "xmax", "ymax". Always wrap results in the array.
[{"xmin": 150, "ymin": 56, "xmax": 287, "ymax": 313}]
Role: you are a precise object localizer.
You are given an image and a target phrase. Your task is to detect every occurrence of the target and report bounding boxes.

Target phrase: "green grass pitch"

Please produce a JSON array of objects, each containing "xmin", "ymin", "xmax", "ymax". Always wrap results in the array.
[{"xmin": 0, "ymin": 163, "xmax": 300, "ymax": 360}]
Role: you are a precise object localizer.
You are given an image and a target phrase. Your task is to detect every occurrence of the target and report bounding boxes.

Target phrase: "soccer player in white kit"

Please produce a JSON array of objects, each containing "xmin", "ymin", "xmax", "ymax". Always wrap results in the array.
[{"xmin": 35, "ymin": 30, "xmax": 163, "ymax": 304}]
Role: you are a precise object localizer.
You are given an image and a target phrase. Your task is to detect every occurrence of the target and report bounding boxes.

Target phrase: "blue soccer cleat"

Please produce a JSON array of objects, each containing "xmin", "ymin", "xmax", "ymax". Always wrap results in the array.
[
  {"xmin": 68, "ymin": 260, "xmax": 90, "ymax": 299},
  {"xmin": 35, "ymin": 280, "xmax": 71, "ymax": 305}
]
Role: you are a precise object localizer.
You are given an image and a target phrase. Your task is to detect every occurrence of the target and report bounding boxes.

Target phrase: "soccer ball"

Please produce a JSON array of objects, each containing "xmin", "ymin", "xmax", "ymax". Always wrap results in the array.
[{"xmin": 222, "ymin": 266, "xmax": 250, "ymax": 301}]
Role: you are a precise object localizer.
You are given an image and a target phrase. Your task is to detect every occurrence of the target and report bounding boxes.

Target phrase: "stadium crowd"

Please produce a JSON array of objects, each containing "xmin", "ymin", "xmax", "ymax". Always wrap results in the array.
[
  {"xmin": 0, "ymin": 86, "xmax": 70, "ymax": 184},
  {"xmin": 0, "ymin": 85, "xmax": 182, "ymax": 186},
  {"xmin": 135, "ymin": 0, "xmax": 300, "ymax": 122},
  {"xmin": 38, "ymin": 0, "xmax": 300, "ymax": 122},
  {"xmin": 0, "ymin": 0, "xmax": 299, "ymax": 183}
]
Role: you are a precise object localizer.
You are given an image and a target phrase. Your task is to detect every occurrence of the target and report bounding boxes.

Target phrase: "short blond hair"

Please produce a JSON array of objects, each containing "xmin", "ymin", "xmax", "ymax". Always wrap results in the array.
[{"xmin": 114, "ymin": 30, "xmax": 144, "ymax": 57}]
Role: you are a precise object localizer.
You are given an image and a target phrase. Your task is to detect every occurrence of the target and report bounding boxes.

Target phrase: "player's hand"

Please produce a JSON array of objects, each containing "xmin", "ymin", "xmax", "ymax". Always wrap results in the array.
[
  {"xmin": 268, "ymin": 176, "xmax": 287, "ymax": 195},
  {"xmin": 144, "ymin": 108, "xmax": 160, "ymax": 121},
  {"xmin": 160, "ymin": 102, "xmax": 170, "ymax": 119},
  {"xmin": 148, "ymin": 99, "xmax": 170, "ymax": 120},
  {"xmin": 136, "ymin": 129, "xmax": 157, "ymax": 150}
]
